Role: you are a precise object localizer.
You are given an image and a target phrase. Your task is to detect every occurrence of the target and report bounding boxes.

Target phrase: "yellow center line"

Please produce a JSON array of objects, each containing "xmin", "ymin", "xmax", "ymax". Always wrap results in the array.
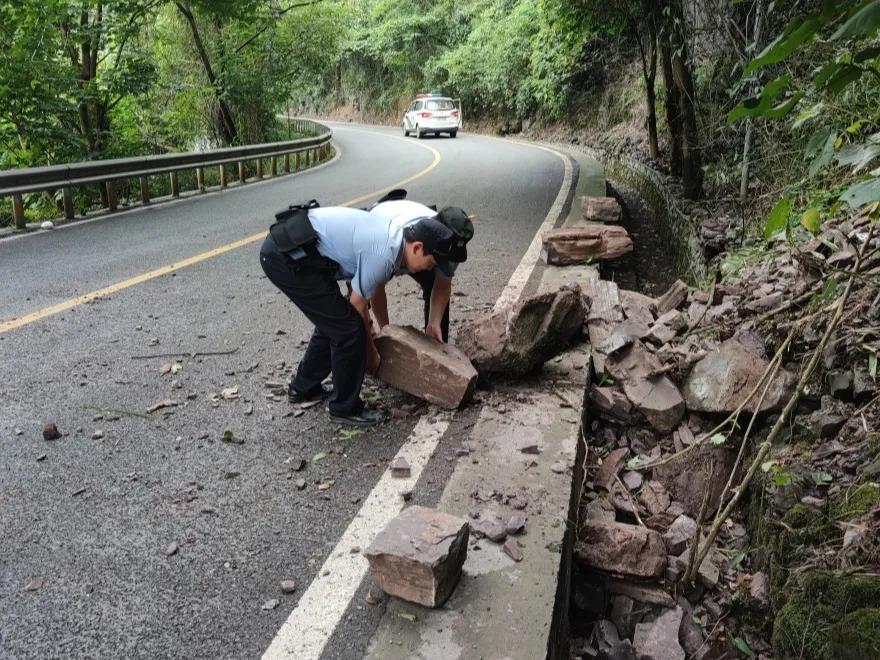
[{"xmin": 0, "ymin": 138, "xmax": 442, "ymax": 334}]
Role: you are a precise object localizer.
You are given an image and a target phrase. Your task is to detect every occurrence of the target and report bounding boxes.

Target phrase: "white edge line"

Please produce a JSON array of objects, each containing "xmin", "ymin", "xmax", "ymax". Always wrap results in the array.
[
  {"xmin": 261, "ymin": 412, "xmax": 452, "ymax": 660},
  {"xmin": 492, "ymin": 143, "xmax": 573, "ymax": 312}
]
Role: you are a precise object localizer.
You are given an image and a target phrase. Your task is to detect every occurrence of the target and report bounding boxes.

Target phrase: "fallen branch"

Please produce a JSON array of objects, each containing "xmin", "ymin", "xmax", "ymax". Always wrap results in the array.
[
  {"xmin": 682, "ymin": 461, "xmax": 714, "ymax": 585},
  {"xmin": 615, "ymin": 474, "xmax": 645, "ymax": 527},
  {"xmin": 83, "ymin": 405, "xmax": 150, "ymax": 419},
  {"xmin": 130, "ymin": 348, "xmax": 239, "ymax": 360}
]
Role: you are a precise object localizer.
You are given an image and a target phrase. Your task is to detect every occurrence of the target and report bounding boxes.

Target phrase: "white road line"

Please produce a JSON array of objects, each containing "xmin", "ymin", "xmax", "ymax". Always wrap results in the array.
[
  {"xmin": 493, "ymin": 143, "xmax": 573, "ymax": 312},
  {"xmin": 262, "ymin": 413, "xmax": 452, "ymax": 660},
  {"xmin": 261, "ymin": 138, "xmax": 575, "ymax": 660}
]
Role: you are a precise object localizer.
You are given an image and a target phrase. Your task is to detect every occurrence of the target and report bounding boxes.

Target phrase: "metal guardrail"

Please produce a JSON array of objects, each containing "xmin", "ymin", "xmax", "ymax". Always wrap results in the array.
[{"xmin": 0, "ymin": 118, "xmax": 333, "ymax": 230}]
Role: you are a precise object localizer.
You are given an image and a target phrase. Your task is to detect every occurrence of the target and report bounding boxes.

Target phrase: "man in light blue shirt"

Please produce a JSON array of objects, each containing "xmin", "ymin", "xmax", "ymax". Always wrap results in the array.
[{"xmin": 260, "ymin": 205, "xmax": 460, "ymax": 426}]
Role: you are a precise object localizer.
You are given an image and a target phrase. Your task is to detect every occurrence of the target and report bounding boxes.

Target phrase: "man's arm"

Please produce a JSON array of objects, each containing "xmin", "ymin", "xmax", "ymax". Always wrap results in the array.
[
  {"xmin": 371, "ymin": 283, "xmax": 390, "ymax": 328},
  {"xmin": 350, "ymin": 290, "xmax": 381, "ymax": 374},
  {"xmin": 426, "ymin": 272, "xmax": 452, "ymax": 342}
]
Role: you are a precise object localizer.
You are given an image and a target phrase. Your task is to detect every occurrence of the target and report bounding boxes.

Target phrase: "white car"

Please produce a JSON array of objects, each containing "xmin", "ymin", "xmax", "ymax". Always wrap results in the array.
[{"xmin": 402, "ymin": 94, "xmax": 461, "ymax": 138}]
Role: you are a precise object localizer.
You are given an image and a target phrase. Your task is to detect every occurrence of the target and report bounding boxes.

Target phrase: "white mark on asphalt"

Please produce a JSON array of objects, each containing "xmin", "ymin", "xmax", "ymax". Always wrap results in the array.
[
  {"xmin": 493, "ymin": 144, "xmax": 573, "ymax": 312},
  {"xmin": 261, "ymin": 412, "xmax": 452, "ymax": 660}
]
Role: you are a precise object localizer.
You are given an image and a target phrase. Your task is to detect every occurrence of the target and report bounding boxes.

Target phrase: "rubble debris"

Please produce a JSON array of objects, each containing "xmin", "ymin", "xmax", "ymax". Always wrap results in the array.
[
  {"xmin": 653, "ymin": 445, "xmax": 738, "ymax": 518},
  {"xmin": 502, "ymin": 538, "xmax": 523, "ymax": 562},
  {"xmin": 594, "ymin": 447, "xmax": 630, "ymax": 491},
  {"xmin": 577, "ymin": 521, "xmax": 666, "ymax": 578},
  {"xmin": 364, "ymin": 506, "xmax": 469, "ymax": 608},
  {"xmin": 606, "ymin": 341, "xmax": 685, "ymax": 432},
  {"xmin": 505, "ymin": 512, "xmax": 527, "ymax": 535},
  {"xmin": 375, "ymin": 325, "xmax": 477, "ymax": 409},
  {"xmin": 633, "ymin": 607, "xmax": 685, "ymax": 660},
  {"xmin": 581, "ymin": 195, "xmax": 623, "ymax": 223},
  {"xmin": 457, "ymin": 285, "xmax": 584, "ymax": 377},
  {"xmin": 541, "ymin": 225, "xmax": 633, "ymax": 265},
  {"xmin": 663, "ymin": 514, "xmax": 697, "ymax": 556},
  {"xmin": 470, "ymin": 518, "xmax": 506, "ymax": 542},
  {"xmin": 656, "ymin": 280, "xmax": 688, "ymax": 315}
]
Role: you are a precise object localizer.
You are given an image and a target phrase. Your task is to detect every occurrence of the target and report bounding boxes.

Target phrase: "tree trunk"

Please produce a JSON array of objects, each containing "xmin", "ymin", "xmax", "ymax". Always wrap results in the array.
[
  {"xmin": 175, "ymin": 1, "xmax": 238, "ymax": 145},
  {"xmin": 667, "ymin": 1, "xmax": 702, "ymax": 199},
  {"xmin": 660, "ymin": 40, "xmax": 682, "ymax": 176},
  {"xmin": 739, "ymin": 0, "xmax": 766, "ymax": 203},
  {"xmin": 636, "ymin": 3, "xmax": 660, "ymax": 160}
]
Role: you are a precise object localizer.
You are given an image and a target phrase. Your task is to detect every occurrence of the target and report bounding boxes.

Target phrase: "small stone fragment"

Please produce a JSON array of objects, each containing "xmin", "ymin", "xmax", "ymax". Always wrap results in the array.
[
  {"xmin": 663, "ymin": 515, "xmax": 697, "ymax": 556},
  {"xmin": 295, "ymin": 478, "xmax": 306, "ymax": 490},
  {"xmin": 280, "ymin": 580, "xmax": 297, "ymax": 594},
  {"xmin": 166, "ymin": 542, "xmax": 179, "ymax": 556},
  {"xmin": 470, "ymin": 518, "xmax": 507, "ymax": 543},
  {"xmin": 633, "ymin": 607, "xmax": 685, "ymax": 660},
  {"xmin": 24, "ymin": 578, "xmax": 43, "ymax": 592},
  {"xmin": 749, "ymin": 572, "xmax": 771, "ymax": 613},
  {"xmin": 92, "ymin": 430, "xmax": 104, "ymax": 440},
  {"xmin": 502, "ymin": 538, "xmax": 523, "ymax": 562},
  {"xmin": 518, "ymin": 440, "xmax": 541, "ymax": 455},
  {"xmin": 42, "ymin": 423, "xmax": 62, "ymax": 441},
  {"xmin": 262, "ymin": 599, "xmax": 279, "ymax": 611},
  {"xmin": 390, "ymin": 457, "xmax": 411, "ymax": 478},
  {"xmin": 505, "ymin": 512, "xmax": 526, "ymax": 535}
]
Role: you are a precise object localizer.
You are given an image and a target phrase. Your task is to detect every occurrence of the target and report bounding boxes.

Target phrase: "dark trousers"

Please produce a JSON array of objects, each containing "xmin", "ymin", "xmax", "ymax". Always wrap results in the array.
[
  {"xmin": 409, "ymin": 270, "xmax": 450, "ymax": 343},
  {"xmin": 259, "ymin": 236, "xmax": 366, "ymax": 416}
]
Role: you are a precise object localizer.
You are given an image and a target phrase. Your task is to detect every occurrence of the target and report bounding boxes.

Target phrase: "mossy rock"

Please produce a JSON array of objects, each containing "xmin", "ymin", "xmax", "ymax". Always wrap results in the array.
[
  {"xmin": 828, "ymin": 608, "xmax": 880, "ymax": 660},
  {"xmin": 831, "ymin": 482, "xmax": 880, "ymax": 521},
  {"xmin": 772, "ymin": 572, "xmax": 880, "ymax": 659},
  {"xmin": 776, "ymin": 503, "xmax": 838, "ymax": 565}
]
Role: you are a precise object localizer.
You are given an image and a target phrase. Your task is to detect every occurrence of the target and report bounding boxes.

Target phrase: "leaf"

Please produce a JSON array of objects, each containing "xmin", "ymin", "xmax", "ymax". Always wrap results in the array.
[
  {"xmin": 710, "ymin": 433, "xmax": 727, "ymax": 445},
  {"xmin": 808, "ymin": 133, "xmax": 837, "ymax": 177},
  {"xmin": 823, "ymin": 65, "xmax": 863, "ymax": 95},
  {"xmin": 845, "ymin": 120, "xmax": 865, "ymax": 135},
  {"xmin": 804, "ymin": 127, "xmax": 833, "ymax": 156},
  {"xmin": 791, "ymin": 103, "xmax": 824, "ymax": 130},
  {"xmin": 854, "ymin": 45, "xmax": 880, "ymax": 63},
  {"xmin": 312, "ymin": 451, "xmax": 328, "ymax": 462},
  {"xmin": 812, "ymin": 62, "xmax": 842, "ymax": 88},
  {"xmin": 733, "ymin": 636, "xmax": 756, "ymax": 658},
  {"xmin": 820, "ymin": 278, "xmax": 839, "ymax": 302},
  {"xmin": 626, "ymin": 456, "xmax": 643, "ymax": 470},
  {"xmin": 221, "ymin": 386, "xmax": 239, "ymax": 400},
  {"xmin": 840, "ymin": 177, "xmax": 880, "ymax": 207},
  {"xmin": 799, "ymin": 208, "xmax": 821, "ymax": 234},
  {"xmin": 765, "ymin": 93, "xmax": 803, "ymax": 119},
  {"xmin": 836, "ymin": 143, "xmax": 880, "ymax": 172},
  {"xmin": 869, "ymin": 351, "xmax": 878, "ymax": 380},
  {"xmin": 398, "ymin": 612, "xmax": 418, "ymax": 623},
  {"xmin": 747, "ymin": 17, "xmax": 821, "ymax": 72},
  {"xmin": 764, "ymin": 196, "xmax": 793, "ymax": 240},
  {"xmin": 812, "ymin": 470, "xmax": 833, "ymax": 486},
  {"xmin": 221, "ymin": 430, "xmax": 243, "ymax": 444},
  {"xmin": 761, "ymin": 459, "xmax": 778, "ymax": 472},
  {"xmin": 831, "ymin": 0, "xmax": 880, "ymax": 41},
  {"xmin": 337, "ymin": 428, "xmax": 364, "ymax": 441},
  {"xmin": 170, "ymin": 362, "xmax": 182, "ymax": 374},
  {"xmin": 728, "ymin": 76, "xmax": 791, "ymax": 124}
]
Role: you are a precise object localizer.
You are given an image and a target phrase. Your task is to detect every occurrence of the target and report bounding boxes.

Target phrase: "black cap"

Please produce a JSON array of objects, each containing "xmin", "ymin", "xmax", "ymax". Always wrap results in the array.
[
  {"xmin": 405, "ymin": 217, "xmax": 457, "ymax": 261},
  {"xmin": 435, "ymin": 206, "xmax": 473, "ymax": 263}
]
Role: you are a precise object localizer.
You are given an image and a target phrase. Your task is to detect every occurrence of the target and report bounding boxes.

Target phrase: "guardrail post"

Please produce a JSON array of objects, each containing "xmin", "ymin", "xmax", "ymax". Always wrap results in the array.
[
  {"xmin": 12, "ymin": 194, "xmax": 25, "ymax": 229},
  {"xmin": 62, "ymin": 187, "xmax": 75, "ymax": 220},
  {"xmin": 256, "ymin": 158, "xmax": 263, "ymax": 180},
  {"xmin": 271, "ymin": 156, "xmax": 277, "ymax": 177},
  {"xmin": 196, "ymin": 167, "xmax": 205, "ymax": 192},
  {"xmin": 106, "ymin": 182, "xmax": 117, "ymax": 211},
  {"xmin": 284, "ymin": 153, "xmax": 290, "ymax": 173},
  {"xmin": 238, "ymin": 161, "xmax": 246, "ymax": 184},
  {"xmin": 139, "ymin": 176, "xmax": 150, "ymax": 205},
  {"xmin": 220, "ymin": 164, "xmax": 228, "ymax": 188},
  {"xmin": 170, "ymin": 171, "xmax": 180, "ymax": 198}
]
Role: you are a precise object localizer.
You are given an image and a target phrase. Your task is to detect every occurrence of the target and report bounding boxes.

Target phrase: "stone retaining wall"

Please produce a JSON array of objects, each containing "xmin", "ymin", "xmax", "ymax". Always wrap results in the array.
[{"xmin": 574, "ymin": 145, "xmax": 707, "ymax": 284}]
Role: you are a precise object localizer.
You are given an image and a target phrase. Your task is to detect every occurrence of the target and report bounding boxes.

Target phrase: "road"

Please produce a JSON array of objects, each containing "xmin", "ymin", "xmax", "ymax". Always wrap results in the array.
[{"xmin": 0, "ymin": 123, "xmax": 569, "ymax": 659}]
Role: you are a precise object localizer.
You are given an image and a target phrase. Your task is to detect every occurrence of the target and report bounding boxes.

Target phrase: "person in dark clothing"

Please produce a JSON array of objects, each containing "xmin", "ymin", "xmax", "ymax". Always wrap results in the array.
[{"xmin": 260, "ymin": 205, "xmax": 461, "ymax": 426}]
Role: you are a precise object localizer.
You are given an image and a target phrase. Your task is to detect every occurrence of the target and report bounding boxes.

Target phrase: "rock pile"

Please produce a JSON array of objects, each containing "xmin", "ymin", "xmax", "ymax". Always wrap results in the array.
[{"xmin": 571, "ymin": 211, "xmax": 880, "ymax": 659}]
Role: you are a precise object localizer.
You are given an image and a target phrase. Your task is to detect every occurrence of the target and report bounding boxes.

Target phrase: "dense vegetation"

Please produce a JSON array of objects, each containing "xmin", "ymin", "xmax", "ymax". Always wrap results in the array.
[{"xmin": 2, "ymin": 0, "xmax": 879, "ymax": 225}]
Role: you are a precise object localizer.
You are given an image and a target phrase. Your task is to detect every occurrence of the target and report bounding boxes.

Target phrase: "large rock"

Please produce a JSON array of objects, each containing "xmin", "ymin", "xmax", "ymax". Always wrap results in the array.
[
  {"xmin": 633, "ymin": 607, "xmax": 686, "ymax": 660},
  {"xmin": 656, "ymin": 280, "xmax": 688, "ymax": 315},
  {"xmin": 581, "ymin": 195, "xmax": 623, "ymax": 223},
  {"xmin": 375, "ymin": 325, "xmax": 478, "ymax": 409},
  {"xmin": 364, "ymin": 506, "xmax": 469, "ymax": 608},
  {"xmin": 541, "ymin": 225, "xmax": 633, "ymax": 265},
  {"xmin": 606, "ymin": 341, "xmax": 685, "ymax": 433},
  {"xmin": 584, "ymin": 280, "xmax": 624, "ymax": 374},
  {"xmin": 683, "ymin": 337, "xmax": 796, "ymax": 413},
  {"xmin": 457, "ymin": 285, "xmax": 584, "ymax": 377},
  {"xmin": 653, "ymin": 445, "xmax": 738, "ymax": 518},
  {"xmin": 577, "ymin": 521, "xmax": 667, "ymax": 578}
]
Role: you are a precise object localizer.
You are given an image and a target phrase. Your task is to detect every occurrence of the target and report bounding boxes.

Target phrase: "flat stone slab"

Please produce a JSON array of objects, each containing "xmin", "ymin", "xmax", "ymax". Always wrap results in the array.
[
  {"xmin": 541, "ymin": 225, "xmax": 633, "ymax": 265},
  {"xmin": 576, "ymin": 520, "xmax": 667, "ymax": 579},
  {"xmin": 365, "ymin": 506, "xmax": 469, "ymax": 608},
  {"xmin": 375, "ymin": 325, "xmax": 477, "ymax": 409}
]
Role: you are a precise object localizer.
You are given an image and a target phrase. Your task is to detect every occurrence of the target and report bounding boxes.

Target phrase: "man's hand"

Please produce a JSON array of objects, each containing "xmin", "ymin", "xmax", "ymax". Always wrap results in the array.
[{"xmin": 425, "ymin": 322, "xmax": 444, "ymax": 342}]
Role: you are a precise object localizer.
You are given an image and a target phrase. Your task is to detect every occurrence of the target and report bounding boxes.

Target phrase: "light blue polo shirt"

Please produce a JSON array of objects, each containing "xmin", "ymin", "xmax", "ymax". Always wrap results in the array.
[{"xmin": 290, "ymin": 207, "xmax": 401, "ymax": 299}]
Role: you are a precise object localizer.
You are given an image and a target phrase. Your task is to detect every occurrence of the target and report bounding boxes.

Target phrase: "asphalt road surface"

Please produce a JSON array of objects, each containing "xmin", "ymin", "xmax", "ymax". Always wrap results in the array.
[{"xmin": 0, "ymin": 123, "xmax": 568, "ymax": 659}]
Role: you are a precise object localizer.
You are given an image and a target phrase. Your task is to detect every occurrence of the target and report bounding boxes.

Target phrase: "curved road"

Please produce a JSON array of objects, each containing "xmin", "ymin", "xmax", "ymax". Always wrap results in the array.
[{"xmin": 0, "ymin": 124, "xmax": 570, "ymax": 659}]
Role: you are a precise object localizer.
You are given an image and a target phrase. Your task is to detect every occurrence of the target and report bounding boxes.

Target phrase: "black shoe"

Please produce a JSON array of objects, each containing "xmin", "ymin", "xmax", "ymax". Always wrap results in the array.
[
  {"xmin": 329, "ymin": 407, "xmax": 387, "ymax": 426},
  {"xmin": 288, "ymin": 383, "xmax": 333, "ymax": 404}
]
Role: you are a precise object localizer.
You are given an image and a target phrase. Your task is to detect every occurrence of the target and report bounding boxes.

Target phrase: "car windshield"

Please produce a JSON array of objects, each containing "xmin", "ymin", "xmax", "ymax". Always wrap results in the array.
[{"xmin": 425, "ymin": 99, "xmax": 454, "ymax": 111}]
